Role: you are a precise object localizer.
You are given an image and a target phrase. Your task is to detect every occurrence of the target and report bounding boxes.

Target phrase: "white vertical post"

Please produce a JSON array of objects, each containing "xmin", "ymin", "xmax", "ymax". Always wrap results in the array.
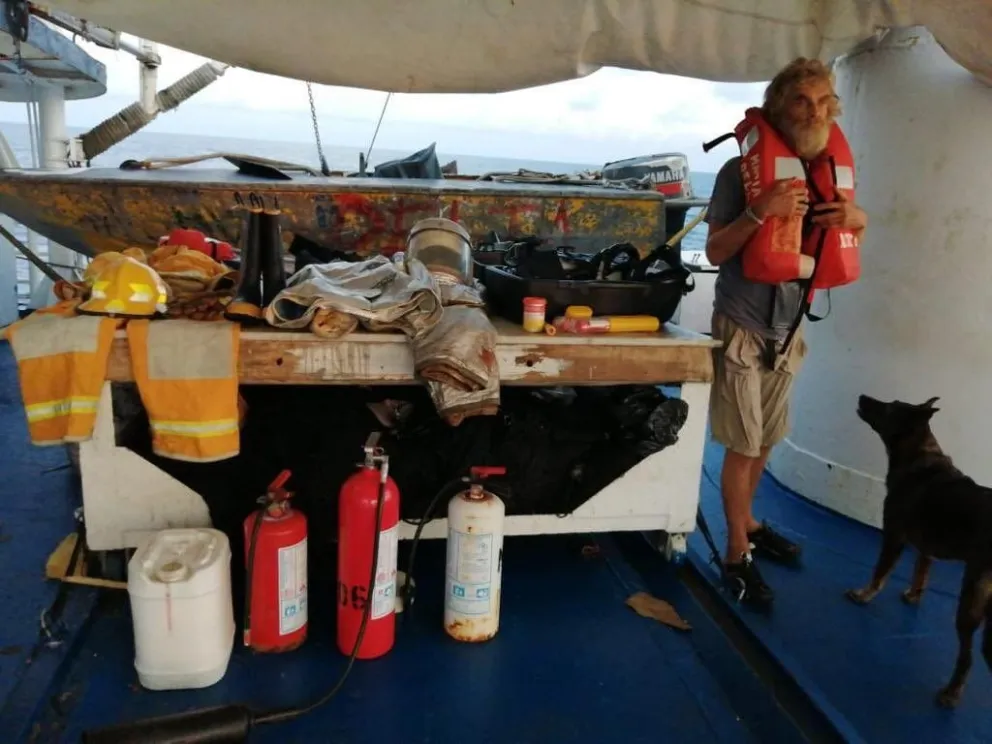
[
  {"xmin": 138, "ymin": 39, "xmax": 160, "ymax": 114},
  {"xmin": 0, "ymin": 218, "xmax": 15, "ymax": 327},
  {"xmin": 35, "ymin": 84, "xmax": 74, "ymax": 286},
  {"xmin": 0, "ymin": 131, "xmax": 19, "ymax": 325}
]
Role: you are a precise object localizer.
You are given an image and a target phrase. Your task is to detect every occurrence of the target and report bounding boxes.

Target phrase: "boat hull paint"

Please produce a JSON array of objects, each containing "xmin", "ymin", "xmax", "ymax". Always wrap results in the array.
[
  {"xmin": 768, "ymin": 27, "xmax": 992, "ymax": 527},
  {"xmin": 0, "ymin": 169, "xmax": 670, "ymax": 258}
]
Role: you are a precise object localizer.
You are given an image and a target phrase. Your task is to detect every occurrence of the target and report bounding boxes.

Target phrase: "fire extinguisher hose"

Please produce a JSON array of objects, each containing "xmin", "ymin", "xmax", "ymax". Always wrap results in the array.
[
  {"xmin": 81, "ymin": 464, "xmax": 389, "ymax": 743},
  {"xmin": 400, "ymin": 476, "xmax": 464, "ymax": 614},
  {"xmin": 254, "ymin": 465, "xmax": 388, "ymax": 725},
  {"xmin": 242, "ymin": 511, "xmax": 265, "ymax": 647}
]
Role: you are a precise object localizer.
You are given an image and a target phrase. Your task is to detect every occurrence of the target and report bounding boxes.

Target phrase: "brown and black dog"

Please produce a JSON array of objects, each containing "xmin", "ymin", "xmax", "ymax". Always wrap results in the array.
[{"xmin": 847, "ymin": 393, "xmax": 992, "ymax": 708}]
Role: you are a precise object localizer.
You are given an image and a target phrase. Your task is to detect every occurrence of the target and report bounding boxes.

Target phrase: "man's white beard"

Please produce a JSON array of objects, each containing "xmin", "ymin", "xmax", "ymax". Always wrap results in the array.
[{"xmin": 790, "ymin": 120, "xmax": 831, "ymax": 159}]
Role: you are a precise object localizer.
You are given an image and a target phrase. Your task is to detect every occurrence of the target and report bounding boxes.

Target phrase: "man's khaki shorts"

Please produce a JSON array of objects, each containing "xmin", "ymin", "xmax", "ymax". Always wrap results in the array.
[{"xmin": 709, "ymin": 311, "xmax": 807, "ymax": 458}]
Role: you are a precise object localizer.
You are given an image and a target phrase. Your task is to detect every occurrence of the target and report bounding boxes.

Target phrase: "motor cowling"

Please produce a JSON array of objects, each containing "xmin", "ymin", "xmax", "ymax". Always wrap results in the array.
[
  {"xmin": 337, "ymin": 434, "xmax": 401, "ymax": 659},
  {"xmin": 243, "ymin": 469, "xmax": 308, "ymax": 653}
]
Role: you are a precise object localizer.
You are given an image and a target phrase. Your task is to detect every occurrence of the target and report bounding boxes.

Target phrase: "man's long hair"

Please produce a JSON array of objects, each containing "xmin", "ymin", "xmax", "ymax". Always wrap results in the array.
[{"xmin": 762, "ymin": 57, "xmax": 842, "ymax": 126}]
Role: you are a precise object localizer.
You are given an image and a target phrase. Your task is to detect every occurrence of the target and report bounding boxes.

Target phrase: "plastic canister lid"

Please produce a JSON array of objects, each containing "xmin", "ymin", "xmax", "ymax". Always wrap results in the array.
[
  {"xmin": 565, "ymin": 305, "xmax": 593, "ymax": 318},
  {"xmin": 522, "ymin": 296, "xmax": 547, "ymax": 310},
  {"xmin": 156, "ymin": 559, "xmax": 190, "ymax": 583}
]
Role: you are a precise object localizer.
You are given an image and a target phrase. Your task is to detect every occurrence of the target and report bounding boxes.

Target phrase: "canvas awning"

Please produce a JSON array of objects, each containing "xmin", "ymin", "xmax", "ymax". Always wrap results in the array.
[{"xmin": 41, "ymin": 0, "xmax": 992, "ymax": 91}]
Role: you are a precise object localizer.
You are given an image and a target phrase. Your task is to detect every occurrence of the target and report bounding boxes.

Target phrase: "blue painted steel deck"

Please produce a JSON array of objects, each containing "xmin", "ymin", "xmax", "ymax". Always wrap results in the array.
[
  {"xmin": 691, "ymin": 440, "xmax": 992, "ymax": 744},
  {"xmin": 0, "ymin": 342, "xmax": 771, "ymax": 743},
  {"xmin": 29, "ymin": 535, "xmax": 763, "ymax": 744},
  {"xmin": 3, "ymin": 335, "xmax": 992, "ymax": 743},
  {"xmin": 0, "ymin": 342, "xmax": 98, "ymax": 742}
]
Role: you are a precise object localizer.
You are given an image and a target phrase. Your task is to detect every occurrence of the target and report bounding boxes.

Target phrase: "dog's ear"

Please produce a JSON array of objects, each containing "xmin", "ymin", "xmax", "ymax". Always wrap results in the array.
[{"xmin": 922, "ymin": 396, "xmax": 940, "ymax": 409}]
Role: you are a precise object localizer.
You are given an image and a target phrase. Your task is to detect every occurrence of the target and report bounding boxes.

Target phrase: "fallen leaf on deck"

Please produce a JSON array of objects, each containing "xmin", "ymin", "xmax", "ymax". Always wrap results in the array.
[{"xmin": 625, "ymin": 591, "xmax": 691, "ymax": 631}]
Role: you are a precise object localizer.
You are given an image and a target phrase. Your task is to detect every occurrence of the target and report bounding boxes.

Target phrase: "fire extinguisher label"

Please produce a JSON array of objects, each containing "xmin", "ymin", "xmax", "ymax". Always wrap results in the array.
[
  {"xmin": 277, "ymin": 537, "xmax": 308, "ymax": 635},
  {"xmin": 371, "ymin": 524, "xmax": 399, "ymax": 620},
  {"xmin": 445, "ymin": 530, "xmax": 494, "ymax": 616}
]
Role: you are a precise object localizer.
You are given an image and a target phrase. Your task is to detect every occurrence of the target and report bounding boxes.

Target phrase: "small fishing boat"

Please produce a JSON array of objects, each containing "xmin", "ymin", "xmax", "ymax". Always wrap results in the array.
[{"xmin": 0, "ymin": 154, "xmax": 706, "ymax": 259}]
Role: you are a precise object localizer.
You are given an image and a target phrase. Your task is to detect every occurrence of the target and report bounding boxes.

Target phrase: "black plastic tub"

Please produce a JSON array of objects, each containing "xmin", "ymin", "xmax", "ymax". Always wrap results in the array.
[{"xmin": 478, "ymin": 263, "xmax": 691, "ymax": 325}]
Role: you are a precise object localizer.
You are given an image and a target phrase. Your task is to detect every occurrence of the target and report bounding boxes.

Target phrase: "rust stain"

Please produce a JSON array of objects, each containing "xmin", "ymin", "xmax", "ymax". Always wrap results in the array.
[{"xmin": 445, "ymin": 618, "xmax": 496, "ymax": 643}]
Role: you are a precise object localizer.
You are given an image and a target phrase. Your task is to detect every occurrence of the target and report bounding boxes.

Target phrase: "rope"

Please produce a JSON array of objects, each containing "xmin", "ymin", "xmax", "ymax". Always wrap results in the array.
[
  {"xmin": 79, "ymin": 102, "xmax": 154, "ymax": 162},
  {"xmin": 363, "ymin": 92, "xmax": 392, "ymax": 168},
  {"xmin": 117, "ymin": 152, "xmax": 320, "ymax": 176},
  {"xmin": 80, "ymin": 62, "xmax": 227, "ymax": 161},
  {"xmin": 665, "ymin": 206, "xmax": 709, "ymax": 248},
  {"xmin": 155, "ymin": 63, "xmax": 226, "ymax": 111}
]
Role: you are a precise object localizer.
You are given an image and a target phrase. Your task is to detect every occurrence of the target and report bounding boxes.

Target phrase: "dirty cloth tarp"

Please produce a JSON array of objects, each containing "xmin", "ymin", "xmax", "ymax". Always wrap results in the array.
[
  {"xmin": 264, "ymin": 255, "xmax": 442, "ymax": 338},
  {"xmin": 264, "ymin": 256, "xmax": 500, "ymax": 424},
  {"xmin": 411, "ymin": 278, "xmax": 500, "ymax": 426}
]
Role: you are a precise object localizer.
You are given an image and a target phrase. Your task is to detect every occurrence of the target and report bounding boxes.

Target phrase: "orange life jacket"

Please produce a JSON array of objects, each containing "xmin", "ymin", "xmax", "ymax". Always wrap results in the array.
[{"xmin": 734, "ymin": 106, "xmax": 861, "ymax": 291}]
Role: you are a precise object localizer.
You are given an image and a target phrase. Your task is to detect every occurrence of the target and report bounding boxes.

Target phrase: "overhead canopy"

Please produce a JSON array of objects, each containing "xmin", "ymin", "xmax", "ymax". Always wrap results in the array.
[{"xmin": 43, "ymin": 0, "xmax": 992, "ymax": 91}]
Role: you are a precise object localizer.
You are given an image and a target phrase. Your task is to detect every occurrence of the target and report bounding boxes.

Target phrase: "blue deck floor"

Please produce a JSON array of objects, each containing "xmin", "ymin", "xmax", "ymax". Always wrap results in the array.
[
  {"xmin": 2, "ymin": 336, "xmax": 992, "ymax": 742},
  {"xmin": 690, "ymin": 441, "xmax": 992, "ymax": 744},
  {"xmin": 0, "ymin": 343, "xmax": 99, "ymax": 742}
]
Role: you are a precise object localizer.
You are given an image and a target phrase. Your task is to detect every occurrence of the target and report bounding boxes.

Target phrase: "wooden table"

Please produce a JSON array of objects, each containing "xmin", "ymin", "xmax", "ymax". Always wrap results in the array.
[
  {"xmin": 80, "ymin": 318, "xmax": 720, "ymax": 561},
  {"xmin": 102, "ymin": 317, "xmax": 716, "ymax": 386}
]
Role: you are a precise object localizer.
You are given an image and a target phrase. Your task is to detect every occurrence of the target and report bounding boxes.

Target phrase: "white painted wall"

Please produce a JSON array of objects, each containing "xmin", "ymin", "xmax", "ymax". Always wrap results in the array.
[
  {"xmin": 677, "ymin": 269, "xmax": 716, "ymax": 335},
  {"xmin": 0, "ymin": 220, "xmax": 15, "ymax": 328},
  {"xmin": 0, "ymin": 132, "xmax": 18, "ymax": 327},
  {"xmin": 768, "ymin": 27, "xmax": 992, "ymax": 527}
]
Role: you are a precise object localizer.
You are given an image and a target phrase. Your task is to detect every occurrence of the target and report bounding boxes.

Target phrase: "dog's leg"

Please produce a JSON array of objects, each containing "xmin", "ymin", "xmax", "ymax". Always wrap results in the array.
[
  {"xmin": 902, "ymin": 553, "xmax": 932, "ymax": 606},
  {"xmin": 846, "ymin": 531, "xmax": 904, "ymax": 605},
  {"xmin": 936, "ymin": 566, "xmax": 989, "ymax": 708}
]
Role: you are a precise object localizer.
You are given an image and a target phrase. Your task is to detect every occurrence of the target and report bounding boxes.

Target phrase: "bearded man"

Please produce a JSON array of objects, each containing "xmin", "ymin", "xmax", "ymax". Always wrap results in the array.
[{"xmin": 704, "ymin": 58, "xmax": 868, "ymax": 606}]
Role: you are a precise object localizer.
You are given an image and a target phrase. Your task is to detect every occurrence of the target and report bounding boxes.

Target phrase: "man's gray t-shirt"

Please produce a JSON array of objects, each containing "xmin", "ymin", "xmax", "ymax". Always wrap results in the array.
[{"xmin": 707, "ymin": 156, "xmax": 804, "ymax": 341}]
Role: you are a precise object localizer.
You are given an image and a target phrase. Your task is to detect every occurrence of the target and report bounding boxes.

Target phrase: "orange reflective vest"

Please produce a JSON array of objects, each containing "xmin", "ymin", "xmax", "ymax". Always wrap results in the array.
[
  {"xmin": 735, "ymin": 106, "xmax": 861, "ymax": 290},
  {"xmin": 2, "ymin": 303, "xmax": 119, "ymax": 445},
  {"xmin": 127, "ymin": 319, "xmax": 241, "ymax": 463}
]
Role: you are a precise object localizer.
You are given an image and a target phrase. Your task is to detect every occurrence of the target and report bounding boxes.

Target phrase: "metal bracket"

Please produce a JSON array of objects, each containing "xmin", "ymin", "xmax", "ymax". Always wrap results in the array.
[
  {"xmin": 362, "ymin": 431, "xmax": 388, "ymax": 471},
  {"xmin": 363, "ymin": 431, "xmax": 382, "ymax": 456}
]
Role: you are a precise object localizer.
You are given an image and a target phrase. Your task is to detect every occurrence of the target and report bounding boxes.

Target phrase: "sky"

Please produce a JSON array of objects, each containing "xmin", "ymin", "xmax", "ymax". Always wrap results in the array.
[{"xmin": 0, "ymin": 29, "xmax": 769, "ymax": 172}]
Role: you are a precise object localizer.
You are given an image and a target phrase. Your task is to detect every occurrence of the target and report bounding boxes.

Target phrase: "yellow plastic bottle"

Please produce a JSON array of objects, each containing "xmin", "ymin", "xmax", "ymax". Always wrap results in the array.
[{"xmin": 602, "ymin": 315, "xmax": 660, "ymax": 333}]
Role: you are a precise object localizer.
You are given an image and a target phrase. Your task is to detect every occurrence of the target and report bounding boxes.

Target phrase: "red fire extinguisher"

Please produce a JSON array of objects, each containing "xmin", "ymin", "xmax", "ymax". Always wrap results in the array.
[
  {"xmin": 337, "ymin": 432, "xmax": 400, "ymax": 660},
  {"xmin": 243, "ymin": 469, "xmax": 308, "ymax": 653}
]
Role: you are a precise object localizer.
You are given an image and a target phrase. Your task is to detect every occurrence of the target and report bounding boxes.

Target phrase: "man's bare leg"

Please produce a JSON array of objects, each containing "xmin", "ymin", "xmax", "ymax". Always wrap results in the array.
[
  {"xmin": 741, "ymin": 443, "xmax": 802, "ymax": 564},
  {"xmin": 721, "ymin": 448, "xmax": 759, "ymax": 562},
  {"xmin": 746, "ymin": 446, "xmax": 771, "ymax": 533}
]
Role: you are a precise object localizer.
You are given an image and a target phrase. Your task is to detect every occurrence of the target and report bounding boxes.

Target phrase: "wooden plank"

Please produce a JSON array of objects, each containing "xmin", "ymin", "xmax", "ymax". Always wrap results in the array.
[{"xmin": 105, "ymin": 319, "xmax": 718, "ymax": 386}]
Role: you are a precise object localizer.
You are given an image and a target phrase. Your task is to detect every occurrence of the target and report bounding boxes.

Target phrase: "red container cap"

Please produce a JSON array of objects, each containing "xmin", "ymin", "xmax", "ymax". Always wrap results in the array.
[{"xmin": 522, "ymin": 296, "xmax": 547, "ymax": 309}]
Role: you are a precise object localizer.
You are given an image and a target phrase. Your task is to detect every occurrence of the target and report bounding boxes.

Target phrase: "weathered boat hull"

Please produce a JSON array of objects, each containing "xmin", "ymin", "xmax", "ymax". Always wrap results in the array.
[{"xmin": 0, "ymin": 168, "xmax": 691, "ymax": 258}]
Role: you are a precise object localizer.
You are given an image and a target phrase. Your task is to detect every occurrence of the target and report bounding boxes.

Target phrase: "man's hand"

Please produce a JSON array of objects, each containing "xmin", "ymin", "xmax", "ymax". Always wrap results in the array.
[
  {"xmin": 753, "ymin": 179, "xmax": 808, "ymax": 220},
  {"xmin": 811, "ymin": 190, "xmax": 868, "ymax": 230}
]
